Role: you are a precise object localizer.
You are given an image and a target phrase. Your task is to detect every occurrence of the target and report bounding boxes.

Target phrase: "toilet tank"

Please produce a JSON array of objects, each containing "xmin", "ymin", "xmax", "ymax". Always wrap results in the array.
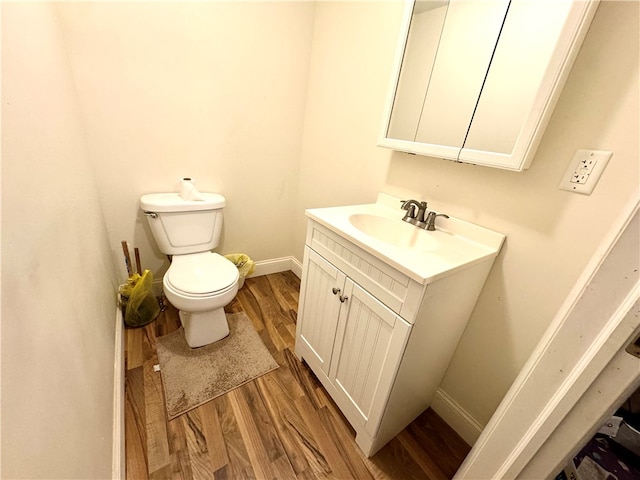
[{"xmin": 140, "ymin": 193, "xmax": 226, "ymax": 255}]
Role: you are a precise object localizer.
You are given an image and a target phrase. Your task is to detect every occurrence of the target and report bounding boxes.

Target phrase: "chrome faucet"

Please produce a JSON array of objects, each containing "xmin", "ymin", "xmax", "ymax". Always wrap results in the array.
[
  {"xmin": 425, "ymin": 211, "xmax": 450, "ymax": 231},
  {"xmin": 400, "ymin": 199, "xmax": 428, "ymax": 227}
]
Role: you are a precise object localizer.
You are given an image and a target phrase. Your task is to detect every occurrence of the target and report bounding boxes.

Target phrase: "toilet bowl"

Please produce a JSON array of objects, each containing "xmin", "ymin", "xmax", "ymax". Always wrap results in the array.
[
  {"xmin": 140, "ymin": 189, "xmax": 240, "ymax": 348},
  {"xmin": 162, "ymin": 252, "xmax": 239, "ymax": 347}
]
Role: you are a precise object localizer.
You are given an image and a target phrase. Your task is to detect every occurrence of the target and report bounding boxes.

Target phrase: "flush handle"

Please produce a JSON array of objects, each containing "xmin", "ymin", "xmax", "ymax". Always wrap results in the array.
[{"xmin": 143, "ymin": 211, "xmax": 158, "ymax": 219}]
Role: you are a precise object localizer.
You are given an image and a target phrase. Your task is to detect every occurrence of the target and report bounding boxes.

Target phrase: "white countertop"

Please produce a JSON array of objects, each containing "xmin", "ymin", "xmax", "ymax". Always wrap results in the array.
[{"xmin": 305, "ymin": 193, "xmax": 505, "ymax": 284}]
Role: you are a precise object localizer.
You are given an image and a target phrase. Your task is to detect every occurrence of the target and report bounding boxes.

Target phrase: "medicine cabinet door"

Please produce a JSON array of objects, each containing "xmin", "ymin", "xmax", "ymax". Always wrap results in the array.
[
  {"xmin": 459, "ymin": 0, "xmax": 597, "ymax": 170},
  {"xmin": 413, "ymin": 0, "xmax": 510, "ymax": 155}
]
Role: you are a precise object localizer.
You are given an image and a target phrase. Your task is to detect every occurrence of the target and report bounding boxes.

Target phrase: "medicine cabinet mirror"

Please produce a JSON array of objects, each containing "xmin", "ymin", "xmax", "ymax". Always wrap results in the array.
[{"xmin": 379, "ymin": 0, "xmax": 599, "ymax": 171}]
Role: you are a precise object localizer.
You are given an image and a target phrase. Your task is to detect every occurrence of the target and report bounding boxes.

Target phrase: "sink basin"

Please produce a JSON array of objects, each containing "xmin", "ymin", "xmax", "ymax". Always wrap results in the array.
[
  {"xmin": 348, "ymin": 213, "xmax": 438, "ymax": 252},
  {"xmin": 305, "ymin": 193, "xmax": 505, "ymax": 284}
]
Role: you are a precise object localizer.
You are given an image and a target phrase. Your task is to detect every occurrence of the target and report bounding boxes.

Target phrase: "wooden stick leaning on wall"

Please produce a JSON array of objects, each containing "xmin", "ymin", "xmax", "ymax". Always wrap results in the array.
[
  {"xmin": 134, "ymin": 247, "xmax": 142, "ymax": 275},
  {"xmin": 121, "ymin": 240, "xmax": 132, "ymax": 277}
]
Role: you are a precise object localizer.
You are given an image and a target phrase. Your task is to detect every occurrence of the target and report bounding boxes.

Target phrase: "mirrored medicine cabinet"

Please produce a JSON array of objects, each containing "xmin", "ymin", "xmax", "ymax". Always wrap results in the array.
[{"xmin": 379, "ymin": 0, "xmax": 600, "ymax": 171}]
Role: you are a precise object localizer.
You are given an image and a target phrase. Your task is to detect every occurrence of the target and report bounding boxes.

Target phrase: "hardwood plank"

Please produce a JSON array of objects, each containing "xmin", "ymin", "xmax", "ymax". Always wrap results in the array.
[
  {"xmin": 228, "ymin": 387, "xmax": 277, "ymax": 480},
  {"xmin": 265, "ymin": 273, "xmax": 299, "ymax": 318},
  {"xmin": 144, "ymin": 353, "xmax": 171, "ymax": 475},
  {"xmin": 255, "ymin": 373, "xmax": 310, "ymax": 475},
  {"xmin": 243, "ymin": 277, "xmax": 291, "ymax": 353},
  {"xmin": 295, "ymin": 395, "xmax": 354, "ymax": 479},
  {"xmin": 283, "ymin": 349, "xmax": 324, "ymax": 410},
  {"xmin": 314, "ymin": 384, "xmax": 356, "ymax": 439},
  {"xmin": 125, "ymin": 366, "xmax": 148, "ymax": 479},
  {"xmin": 369, "ymin": 437, "xmax": 432, "ymax": 480},
  {"xmin": 295, "ymin": 468, "xmax": 319, "ymax": 480},
  {"xmin": 406, "ymin": 409, "xmax": 470, "ymax": 478},
  {"xmin": 166, "ymin": 414, "xmax": 195, "ymax": 480},
  {"xmin": 232, "ymin": 287, "xmax": 265, "ymax": 332},
  {"xmin": 213, "ymin": 394, "xmax": 256, "ymax": 479},
  {"xmin": 396, "ymin": 430, "xmax": 448, "ymax": 480},
  {"xmin": 199, "ymin": 401, "xmax": 229, "ymax": 472},
  {"xmin": 143, "ymin": 321, "xmax": 158, "ymax": 357},
  {"xmin": 277, "ymin": 270, "xmax": 301, "ymax": 295},
  {"xmin": 316, "ymin": 406, "xmax": 373, "ymax": 480},
  {"xmin": 265, "ymin": 351, "xmax": 306, "ymax": 403},
  {"xmin": 285, "ymin": 322, "xmax": 298, "ymax": 344},
  {"xmin": 276, "ymin": 320, "xmax": 296, "ymax": 349},
  {"xmin": 245, "ymin": 275, "xmax": 274, "ymax": 300},
  {"xmin": 313, "ymin": 373, "xmax": 392, "ymax": 480},
  {"xmin": 211, "ymin": 464, "xmax": 233, "ymax": 480},
  {"xmin": 157, "ymin": 302, "xmax": 181, "ymax": 337},
  {"xmin": 148, "ymin": 462, "xmax": 173, "ymax": 480},
  {"xmin": 182, "ymin": 409, "xmax": 215, "ymax": 480},
  {"xmin": 258, "ymin": 370, "xmax": 333, "ymax": 478},
  {"xmin": 259, "ymin": 304, "xmax": 288, "ymax": 352},
  {"xmin": 272, "ymin": 454, "xmax": 298, "ymax": 480},
  {"xmin": 126, "ymin": 326, "xmax": 145, "ymax": 370},
  {"xmin": 284, "ymin": 290, "xmax": 300, "ymax": 313},
  {"xmin": 230, "ymin": 381, "xmax": 296, "ymax": 479}
]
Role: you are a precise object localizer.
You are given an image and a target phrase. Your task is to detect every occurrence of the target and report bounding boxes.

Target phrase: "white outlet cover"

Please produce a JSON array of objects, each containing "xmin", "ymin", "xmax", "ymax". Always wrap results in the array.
[{"xmin": 559, "ymin": 149, "xmax": 613, "ymax": 195}]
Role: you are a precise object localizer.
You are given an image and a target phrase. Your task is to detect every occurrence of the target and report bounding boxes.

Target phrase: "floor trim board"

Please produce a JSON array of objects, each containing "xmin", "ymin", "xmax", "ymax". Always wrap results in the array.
[
  {"xmin": 431, "ymin": 388, "xmax": 484, "ymax": 446},
  {"xmin": 252, "ymin": 256, "xmax": 302, "ymax": 278},
  {"xmin": 113, "ymin": 298, "xmax": 125, "ymax": 479}
]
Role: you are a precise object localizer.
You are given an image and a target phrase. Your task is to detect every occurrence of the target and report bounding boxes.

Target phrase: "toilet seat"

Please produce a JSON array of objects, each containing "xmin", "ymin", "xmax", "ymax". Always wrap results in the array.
[{"xmin": 165, "ymin": 252, "xmax": 239, "ymax": 296}]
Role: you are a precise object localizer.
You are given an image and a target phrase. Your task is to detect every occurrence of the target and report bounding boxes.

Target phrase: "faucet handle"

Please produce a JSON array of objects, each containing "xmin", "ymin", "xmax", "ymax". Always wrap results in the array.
[
  {"xmin": 402, "ymin": 205, "xmax": 416, "ymax": 222},
  {"xmin": 416, "ymin": 202, "xmax": 428, "ymax": 223},
  {"xmin": 425, "ymin": 211, "xmax": 449, "ymax": 231}
]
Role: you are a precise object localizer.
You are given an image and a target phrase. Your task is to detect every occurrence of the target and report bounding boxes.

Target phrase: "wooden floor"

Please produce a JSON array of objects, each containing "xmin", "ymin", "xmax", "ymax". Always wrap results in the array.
[{"xmin": 125, "ymin": 271, "xmax": 470, "ymax": 479}]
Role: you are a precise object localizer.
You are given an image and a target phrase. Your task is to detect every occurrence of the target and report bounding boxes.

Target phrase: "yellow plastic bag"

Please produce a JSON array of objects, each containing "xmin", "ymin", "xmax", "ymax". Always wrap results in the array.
[
  {"xmin": 224, "ymin": 253, "xmax": 255, "ymax": 288},
  {"xmin": 119, "ymin": 270, "xmax": 160, "ymax": 327}
]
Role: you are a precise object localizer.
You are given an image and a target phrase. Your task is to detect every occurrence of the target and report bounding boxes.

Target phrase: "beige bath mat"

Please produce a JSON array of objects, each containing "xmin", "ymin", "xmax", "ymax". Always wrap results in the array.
[{"xmin": 156, "ymin": 312, "xmax": 278, "ymax": 420}]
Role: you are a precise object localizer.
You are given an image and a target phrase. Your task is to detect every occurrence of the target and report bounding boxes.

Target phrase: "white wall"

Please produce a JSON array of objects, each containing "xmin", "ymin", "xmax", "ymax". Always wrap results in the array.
[
  {"xmin": 295, "ymin": 1, "xmax": 404, "ymax": 257},
  {"xmin": 296, "ymin": 0, "xmax": 639, "ymax": 431},
  {"xmin": 56, "ymin": 1, "xmax": 315, "ymax": 283},
  {"xmin": 1, "ymin": 3, "xmax": 119, "ymax": 478}
]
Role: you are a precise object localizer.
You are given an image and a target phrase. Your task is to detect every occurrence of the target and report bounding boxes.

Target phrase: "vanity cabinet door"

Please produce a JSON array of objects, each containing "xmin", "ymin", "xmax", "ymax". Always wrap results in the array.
[
  {"xmin": 328, "ymin": 279, "xmax": 411, "ymax": 435},
  {"xmin": 296, "ymin": 247, "xmax": 346, "ymax": 376}
]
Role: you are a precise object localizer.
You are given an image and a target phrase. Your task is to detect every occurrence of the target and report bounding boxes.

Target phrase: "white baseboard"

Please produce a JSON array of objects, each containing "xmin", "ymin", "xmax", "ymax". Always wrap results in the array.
[
  {"xmin": 112, "ymin": 301, "xmax": 125, "ymax": 479},
  {"xmin": 431, "ymin": 388, "xmax": 484, "ymax": 446},
  {"xmin": 289, "ymin": 257, "xmax": 303, "ymax": 278},
  {"xmin": 251, "ymin": 256, "xmax": 302, "ymax": 279}
]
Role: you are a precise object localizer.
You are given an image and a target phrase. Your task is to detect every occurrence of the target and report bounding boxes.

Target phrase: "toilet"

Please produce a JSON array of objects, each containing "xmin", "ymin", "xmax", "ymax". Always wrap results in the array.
[{"xmin": 140, "ymin": 191, "xmax": 239, "ymax": 348}]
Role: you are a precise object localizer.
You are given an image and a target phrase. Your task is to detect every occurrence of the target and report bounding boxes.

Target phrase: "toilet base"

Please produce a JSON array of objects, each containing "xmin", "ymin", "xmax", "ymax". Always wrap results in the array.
[{"xmin": 179, "ymin": 308, "xmax": 229, "ymax": 348}]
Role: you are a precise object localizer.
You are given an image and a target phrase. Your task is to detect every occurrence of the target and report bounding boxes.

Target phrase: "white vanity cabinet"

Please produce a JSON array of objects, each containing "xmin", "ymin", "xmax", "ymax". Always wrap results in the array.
[
  {"xmin": 295, "ymin": 213, "xmax": 502, "ymax": 456},
  {"xmin": 298, "ymin": 248, "xmax": 412, "ymax": 440}
]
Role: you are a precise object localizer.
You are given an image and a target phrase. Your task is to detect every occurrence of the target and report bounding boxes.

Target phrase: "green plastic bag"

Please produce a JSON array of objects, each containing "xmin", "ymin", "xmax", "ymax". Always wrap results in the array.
[
  {"xmin": 119, "ymin": 270, "xmax": 160, "ymax": 327},
  {"xmin": 224, "ymin": 253, "xmax": 255, "ymax": 288}
]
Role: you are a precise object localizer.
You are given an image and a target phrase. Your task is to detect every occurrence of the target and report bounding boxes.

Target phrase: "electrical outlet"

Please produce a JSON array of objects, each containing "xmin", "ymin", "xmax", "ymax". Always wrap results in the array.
[{"xmin": 559, "ymin": 149, "xmax": 612, "ymax": 195}]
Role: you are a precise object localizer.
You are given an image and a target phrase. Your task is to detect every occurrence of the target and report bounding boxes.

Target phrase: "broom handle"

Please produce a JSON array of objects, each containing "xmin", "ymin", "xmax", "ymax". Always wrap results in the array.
[
  {"xmin": 134, "ymin": 248, "xmax": 142, "ymax": 275},
  {"xmin": 121, "ymin": 241, "xmax": 132, "ymax": 277}
]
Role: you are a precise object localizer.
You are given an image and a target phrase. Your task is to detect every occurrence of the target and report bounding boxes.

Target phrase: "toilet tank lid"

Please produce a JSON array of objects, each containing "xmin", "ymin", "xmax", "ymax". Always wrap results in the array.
[{"xmin": 140, "ymin": 193, "xmax": 225, "ymax": 212}]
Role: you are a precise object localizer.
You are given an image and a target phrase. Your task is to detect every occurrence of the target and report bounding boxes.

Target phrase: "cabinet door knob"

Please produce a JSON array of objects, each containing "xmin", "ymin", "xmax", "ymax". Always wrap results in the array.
[
  {"xmin": 339, "ymin": 295, "xmax": 349, "ymax": 303},
  {"xmin": 332, "ymin": 287, "xmax": 341, "ymax": 295}
]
